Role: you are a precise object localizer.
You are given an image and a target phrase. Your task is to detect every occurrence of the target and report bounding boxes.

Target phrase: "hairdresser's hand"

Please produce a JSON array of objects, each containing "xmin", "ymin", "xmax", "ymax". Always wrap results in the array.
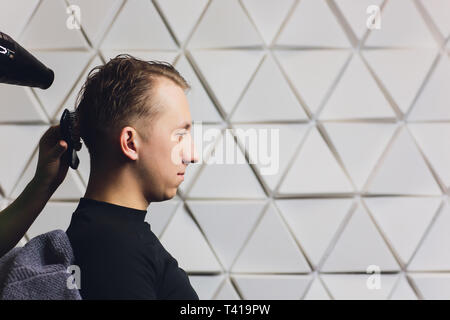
[
  {"xmin": 0, "ymin": 125, "xmax": 70, "ymax": 257},
  {"xmin": 33, "ymin": 125, "xmax": 69, "ymax": 193}
]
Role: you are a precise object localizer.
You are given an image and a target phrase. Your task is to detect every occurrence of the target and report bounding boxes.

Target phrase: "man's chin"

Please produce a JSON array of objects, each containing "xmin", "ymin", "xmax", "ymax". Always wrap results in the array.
[
  {"xmin": 163, "ymin": 187, "xmax": 178, "ymax": 201},
  {"xmin": 150, "ymin": 188, "xmax": 177, "ymax": 202}
]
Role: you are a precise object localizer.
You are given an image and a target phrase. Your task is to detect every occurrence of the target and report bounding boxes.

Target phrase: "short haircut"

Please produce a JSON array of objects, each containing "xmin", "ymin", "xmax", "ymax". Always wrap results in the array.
[{"xmin": 73, "ymin": 54, "xmax": 190, "ymax": 162}]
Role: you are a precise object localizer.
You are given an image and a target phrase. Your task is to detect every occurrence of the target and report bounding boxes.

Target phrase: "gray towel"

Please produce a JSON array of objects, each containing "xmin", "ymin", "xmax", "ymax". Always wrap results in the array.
[{"xmin": 0, "ymin": 230, "xmax": 81, "ymax": 300}]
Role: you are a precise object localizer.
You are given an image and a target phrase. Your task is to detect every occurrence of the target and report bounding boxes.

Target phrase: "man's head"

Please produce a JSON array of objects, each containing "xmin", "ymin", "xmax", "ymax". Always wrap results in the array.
[{"xmin": 74, "ymin": 54, "xmax": 198, "ymax": 202}]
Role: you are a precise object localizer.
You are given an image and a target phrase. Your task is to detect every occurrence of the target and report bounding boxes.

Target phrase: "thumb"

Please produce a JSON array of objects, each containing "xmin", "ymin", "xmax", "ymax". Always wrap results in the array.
[{"xmin": 53, "ymin": 140, "xmax": 68, "ymax": 159}]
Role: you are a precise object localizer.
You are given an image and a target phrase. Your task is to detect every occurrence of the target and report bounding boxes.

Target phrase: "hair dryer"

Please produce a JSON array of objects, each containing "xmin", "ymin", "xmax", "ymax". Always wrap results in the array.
[{"xmin": 0, "ymin": 31, "xmax": 54, "ymax": 89}]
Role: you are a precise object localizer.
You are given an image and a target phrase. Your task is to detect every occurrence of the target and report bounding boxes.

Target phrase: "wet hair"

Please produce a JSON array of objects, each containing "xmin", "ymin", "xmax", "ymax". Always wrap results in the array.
[{"xmin": 72, "ymin": 54, "xmax": 190, "ymax": 162}]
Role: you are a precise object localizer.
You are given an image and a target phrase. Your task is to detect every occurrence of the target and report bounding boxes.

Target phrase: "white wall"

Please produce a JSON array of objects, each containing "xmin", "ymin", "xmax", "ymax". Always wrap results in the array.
[{"xmin": 1, "ymin": 0, "xmax": 450, "ymax": 299}]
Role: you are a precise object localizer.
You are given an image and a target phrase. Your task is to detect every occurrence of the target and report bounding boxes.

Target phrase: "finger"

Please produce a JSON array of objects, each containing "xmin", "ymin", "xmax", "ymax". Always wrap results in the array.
[
  {"xmin": 40, "ymin": 125, "xmax": 59, "ymax": 146},
  {"xmin": 52, "ymin": 140, "xmax": 68, "ymax": 159}
]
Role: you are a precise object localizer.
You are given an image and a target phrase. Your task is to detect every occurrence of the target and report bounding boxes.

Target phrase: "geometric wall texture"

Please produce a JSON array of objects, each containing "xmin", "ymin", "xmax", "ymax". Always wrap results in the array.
[{"xmin": 1, "ymin": 0, "xmax": 450, "ymax": 299}]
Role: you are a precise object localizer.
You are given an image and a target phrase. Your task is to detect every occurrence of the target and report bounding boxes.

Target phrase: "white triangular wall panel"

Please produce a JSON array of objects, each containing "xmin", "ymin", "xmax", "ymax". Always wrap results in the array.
[
  {"xmin": 320, "ymin": 54, "xmax": 396, "ymax": 120},
  {"xmin": 409, "ymin": 273, "xmax": 450, "ymax": 300},
  {"xmin": 334, "ymin": 0, "xmax": 383, "ymax": 40},
  {"xmin": 276, "ymin": 0, "xmax": 350, "ymax": 47},
  {"xmin": 241, "ymin": 0, "xmax": 295, "ymax": 45},
  {"xmin": 188, "ymin": 129, "xmax": 266, "ymax": 199},
  {"xmin": 233, "ymin": 274, "xmax": 312, "ymax": 300},
  {"xmin": 188, "ymin": 275, "xmax": 225, "ymax": 300},
  {"xmin": 68, "ymin": 0, "xmax": 123, "ymax": 47},
  {"xmin": 26, "ymin": 202, "xmax": 78, "ymax": 239},
  {"xmin": 188, "ymin": 0, "xmax": 263, "ymax": 48},
  {"xmin": 232, "ymin": 203, "xmax": 311, "ymax": 273},
  {"xmin": 364, "ymin": 0, "xmax": 437, "ymax": 48},
  {"xmin": 390, "ymin": 275, "xmax": 418, "ymax": 300},
  {"xmin": 233, "ymin": 124, "xmax": 309, "ymax": 192},
  {"xmin": 0, "ymin": 0, "xmax": 39, "ymax": 39},
  {"xmin": 304, "ymin": 277, "xmax": 331, "ymax": 300},
  {"xmin": 366, "ymin": 126, "xmax": 442, "ymax": 195},
  {"xmin": 187, "ymin": 200, "xmax": 266, "ymax": 270},
  {"xmin": 276, "ymin": 198, "xmax": 353, "ymax": 268},
  {"xmin": 278, "ymin": 127, "xmax": 354, "ymax": 195},
  {"xmin": 420, "ymin": 0, "xmax": 450, "ymax": 39},
  {"xmin": 323, "ymin": 123, "xmax": 396, "ymax": 190},
  {"xmin": 231, "ymin": 55, "xmax": 308, "ymax": 122},
  {"xmin": 321, "ymin": 274, "xmax": 399, "ymax": 300},
  {"xmin": 0, "ymin": 125, "xmax": 47, "ymax": 196},
  {"xmin": 190, "ymin": 50, "xmax": 264, "ymax": 115},
  {"xmin": 0, "ymin": 84, "xmax": 47, "ymax": 123},
  {"xmin": 363, "ymin": 49, "xmax": 437, "ymax": 114},
  {"xmin": 49, "ymin": 170, "xmax": 85, "ymax": 200},
  {"xmin": 364, "ymin": 197, "xmax": 441, "ymax": 265},
  {"xmin": 145, "ymin": 196, "xmax": 181, "ymax": 238},
  {"xmin": 19, "ymin": 0, "xmax": 89, "ymax": 49},
  {"xmin": 275, "ymin": 49, "xmax": 351, "ymax": 114},
  {"xmin": 214, "ymin": 278, "xmax": 241, "ymax": 300},
  {"xmin": 160, "ymin": 204, "xmax": 222, "ymax": 272},
  {"xmin": 409, "ymin": 123, "xmax": 450, "ymax": 189},
  {"xmin": 155, "ymin": 0, "xmax": 209, "ymax": 45},
  {"xmin": 32, "ymin": 51, "xmax": 92, "ymax": 119},
  {"xmin": 321, "ymin": 204, "xmax": 400, "ymax": 272},
  {"xmin": 101, "ymin": 0, "xmax": 177, "ymax": 50},
  {"xmin": 175, "ymin": 55, "xmax": 223, "ymax": 123},
  {"xmin": 408, "ymin": 204, "xmax": 450, "ymax": 271},
  {"xmin": 409, "ymin": 55, "xmax": 450, "ymax": 121}
]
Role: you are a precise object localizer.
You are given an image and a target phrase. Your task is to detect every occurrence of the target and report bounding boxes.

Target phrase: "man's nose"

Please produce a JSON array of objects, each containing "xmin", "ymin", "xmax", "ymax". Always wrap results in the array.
[{"xmin": 183, "ymin": 140, "xmax": 199, "ymax": 164}]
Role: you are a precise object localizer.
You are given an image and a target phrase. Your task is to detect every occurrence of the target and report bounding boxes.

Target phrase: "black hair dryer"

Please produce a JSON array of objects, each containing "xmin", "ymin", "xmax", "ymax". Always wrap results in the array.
[{"xmin": 0, "ymin": 31, "xmax": 54, "ymax": 89}]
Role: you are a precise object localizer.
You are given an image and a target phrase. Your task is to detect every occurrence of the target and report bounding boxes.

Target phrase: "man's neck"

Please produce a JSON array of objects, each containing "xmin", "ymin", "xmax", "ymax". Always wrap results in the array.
[{"xmin": 83, "ymin": 167, "xmax": 149, "ymax": 211}]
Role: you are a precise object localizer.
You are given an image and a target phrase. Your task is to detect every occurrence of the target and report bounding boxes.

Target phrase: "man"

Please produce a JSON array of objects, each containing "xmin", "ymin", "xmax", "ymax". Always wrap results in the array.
[{"xmin": 66, "ymin": 54, "xmax": 199, "ymax": 299}]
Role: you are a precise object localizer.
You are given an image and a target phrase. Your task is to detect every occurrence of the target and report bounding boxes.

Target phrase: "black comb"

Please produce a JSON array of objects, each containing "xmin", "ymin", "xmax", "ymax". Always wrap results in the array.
[{"xmin": 60, "ymin": 108, "xmax": 82, "ymax": 169}]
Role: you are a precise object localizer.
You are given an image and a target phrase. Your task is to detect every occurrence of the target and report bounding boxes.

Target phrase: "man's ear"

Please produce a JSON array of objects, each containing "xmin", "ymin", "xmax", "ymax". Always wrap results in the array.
[{"xmin": 119, "ymin": 126, "xmax": 139, "ymax": 161}]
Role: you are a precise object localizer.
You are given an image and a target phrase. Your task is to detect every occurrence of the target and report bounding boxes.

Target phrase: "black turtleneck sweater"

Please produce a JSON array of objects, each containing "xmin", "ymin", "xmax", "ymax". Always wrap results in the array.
[{"xmin": 66, "ymin": 197, "xmax": 199, "ymax": 300}]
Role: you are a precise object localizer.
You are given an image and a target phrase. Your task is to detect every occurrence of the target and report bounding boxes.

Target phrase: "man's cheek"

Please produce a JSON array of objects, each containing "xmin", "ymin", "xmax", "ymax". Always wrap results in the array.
[{"xmin": 170, "ymin": 143, "xmax": 183, "ymax": 165}]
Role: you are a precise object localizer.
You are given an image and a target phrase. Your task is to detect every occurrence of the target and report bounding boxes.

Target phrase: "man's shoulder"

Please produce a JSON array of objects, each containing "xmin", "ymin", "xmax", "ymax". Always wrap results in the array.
[{"xmin": 153, "ymin": 241, "xmax": 199, "ymax": 300}]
